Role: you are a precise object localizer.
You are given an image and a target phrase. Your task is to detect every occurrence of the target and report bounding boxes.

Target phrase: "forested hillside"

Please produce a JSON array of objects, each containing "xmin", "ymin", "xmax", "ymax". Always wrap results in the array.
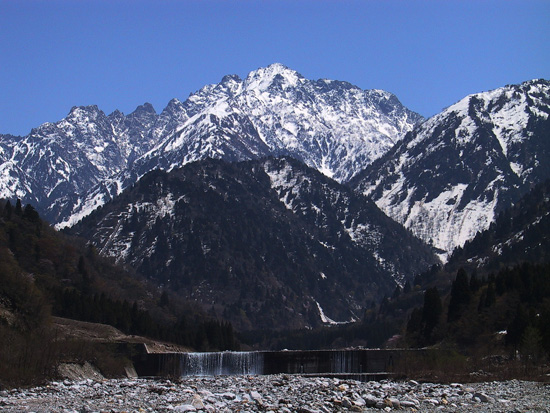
[
  {"xmin": 67, "ymin": 157, "xmax": 438, "ymax": 331},
  {"xmin": 387, "ymin": 180, "xmax": 550, "ymax": 366},
  {"xmin": 0, "ymin": 200, "xmax": 237, "ymax": 386}
]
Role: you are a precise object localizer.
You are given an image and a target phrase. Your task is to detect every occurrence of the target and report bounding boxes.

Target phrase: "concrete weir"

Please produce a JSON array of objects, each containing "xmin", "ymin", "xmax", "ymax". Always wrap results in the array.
[{"xmin": 133, "ymin": 348, "xmax": 414, "ymax": 380}]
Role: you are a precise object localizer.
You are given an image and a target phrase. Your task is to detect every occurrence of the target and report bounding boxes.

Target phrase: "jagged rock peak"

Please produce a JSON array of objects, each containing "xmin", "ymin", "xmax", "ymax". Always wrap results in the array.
[
  {"xmin": 221, "ymin": 74, "xmax": 242, "ymax": 84},
  {"xmin": 108, "ymin": 109, "xmax": 124, "ymax": 118},
  {"xmin": 68, "ymin": 105, "xmax": 102, "ymax": 116},
  {"xmin": 163, "ymin": 98, "xmax": 184, "ymax": 112},
  {"xmin": 131, "ymin": 102, "xmax": 156, "ymax": 115},
  {"xmin": 313, "ymin": 78, "xmax": 359, "ymax": 92},
  {"xmin": 62, "ymin": 105, "xmax": 107, "ymax": 128}
]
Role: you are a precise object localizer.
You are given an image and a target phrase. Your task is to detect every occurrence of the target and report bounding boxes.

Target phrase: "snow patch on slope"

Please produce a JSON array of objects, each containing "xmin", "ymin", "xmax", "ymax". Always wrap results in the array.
[
  {"xmin": 263, "ymin": 160, "xmax": 308, "ymax": 211},
  {"xmin": 315, "ymin": 300, "xmax": 355, "ymax": 325},
  {"xmin": 374, "ymin": 180, "xmax": 500, "ymax": 261}
]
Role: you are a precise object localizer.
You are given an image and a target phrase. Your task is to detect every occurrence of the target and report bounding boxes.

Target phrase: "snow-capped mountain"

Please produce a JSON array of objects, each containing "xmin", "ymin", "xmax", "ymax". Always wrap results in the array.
[
  {"xmin": 350, "ymin": 79, "xmax": 550, "ymax": 260},
  {"xmin": 3, "ymin": 64, "xmax": 546, "ymax": 265},
  {"xmin": 68, "ymin": 157, "xmax": 438, "ymax": 330},
  {"xmin": 0, "ymin": 64, "xmax": 421, "ymax": 226},
  {"xmin": 134, "ymin": 63, "xmax": 421, "ymax": 182},
  {"xmin": 0, "ymin": 104, "xmax": 161, "ymax": 223}
]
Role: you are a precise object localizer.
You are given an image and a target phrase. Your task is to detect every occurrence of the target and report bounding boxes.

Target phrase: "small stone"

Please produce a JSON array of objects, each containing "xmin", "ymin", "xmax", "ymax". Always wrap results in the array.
[
  {"xmin": 174, "ymin": 405, "xmax": 196, "ymax": 412},
  {"xmin": 473, "ymin": 392, "xmax": 494, "ymax": 403},
  {"xmin": 388, "ymin": 397, "xmax": 401, "ymax": 409},
  {"xmin": 352, "ymin": 396, "xmax": 366, "ymax": 407},
  {"xmin": 199, "ymin": 390, "xmax": 214, "ymax": 398},
  {"xmin": 250, "ymin": 390, "xmax": 262, "ymax": 401},
  {"xmin": 363, "ymin": 394, "xmax": 379, "ymax": 407},
  {"xmin": 191, "ymin": 394, "xmax": 205, "ymax": 409},
  {"xmin": 221, "ymin": 392, "xmax": 236, "ymax": 400},
  {"xmin": 400, "ymin": 400, "xmax": 417, "ymax": 408}
]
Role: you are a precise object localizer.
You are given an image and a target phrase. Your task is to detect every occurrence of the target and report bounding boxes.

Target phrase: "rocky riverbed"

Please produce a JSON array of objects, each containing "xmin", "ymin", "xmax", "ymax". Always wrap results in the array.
[{"xmin": 1, "ymin": 375, "xmax": 548, "ymax": 412}]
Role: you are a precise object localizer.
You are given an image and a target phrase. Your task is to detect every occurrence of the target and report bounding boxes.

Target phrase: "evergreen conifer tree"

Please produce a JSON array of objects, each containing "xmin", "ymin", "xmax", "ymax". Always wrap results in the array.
[
  {"xmin": 22, "ymin": 204, "xmax": 40, "ymax": 224},
  {"xmin": 422, "ymin": 287, "xmax": 442, "ymax": 340},
  {"xmin": 403, "ymin": 280, "xmax": 412, "ymax": 294},
  {"xmin": 469, "ymin": 271, "xmax": 481, "ymax": 292},
  {"xmin": 14, "ymin": 199, "xmax": 22, "ymax": 215},
  {"xmin": 4, "ymin": 200, "xmax": 12, "ymax": 219},
  {"xmin": 448, "ymin": 268, "xmax": 471, "ymax": 322}
]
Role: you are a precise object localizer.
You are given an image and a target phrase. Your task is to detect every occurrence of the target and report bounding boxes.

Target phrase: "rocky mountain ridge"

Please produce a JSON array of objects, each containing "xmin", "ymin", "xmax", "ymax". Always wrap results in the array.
[
  {"xmin": 350, "ymin": 79, "xmax": 550, "ymax": 259},
  {"xmin": 0, "ymin": 63, "xmax": 421, "ymax": 227},
  {"xmin": 1, "ymin": 69, "xmax": 547, "ymax": 266}
]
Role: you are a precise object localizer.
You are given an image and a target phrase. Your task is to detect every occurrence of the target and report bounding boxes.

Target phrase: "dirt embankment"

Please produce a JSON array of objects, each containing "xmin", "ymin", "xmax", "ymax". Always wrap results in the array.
[{"xmin": 52, "ymin": 316, "xmax": 191, "ymax": 353}]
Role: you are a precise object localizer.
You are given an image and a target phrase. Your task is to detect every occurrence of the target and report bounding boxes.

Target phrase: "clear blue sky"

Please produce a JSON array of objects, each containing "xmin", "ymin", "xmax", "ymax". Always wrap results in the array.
[{"xmin": 1, "ymin": 0, "xmax": 549, "ymax": 136}]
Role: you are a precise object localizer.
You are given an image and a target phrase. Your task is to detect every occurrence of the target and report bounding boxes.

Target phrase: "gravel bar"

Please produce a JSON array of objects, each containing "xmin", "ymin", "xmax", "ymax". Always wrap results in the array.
[{"xmin": 1, "ymin": 375, "xmax": 549, "ymax": 412}]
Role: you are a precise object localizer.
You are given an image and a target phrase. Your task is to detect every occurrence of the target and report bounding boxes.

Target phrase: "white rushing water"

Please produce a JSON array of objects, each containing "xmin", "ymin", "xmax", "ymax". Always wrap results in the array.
[{"xmin": 180, "ymin": 351, "xmax": 264, "ymax": 376}]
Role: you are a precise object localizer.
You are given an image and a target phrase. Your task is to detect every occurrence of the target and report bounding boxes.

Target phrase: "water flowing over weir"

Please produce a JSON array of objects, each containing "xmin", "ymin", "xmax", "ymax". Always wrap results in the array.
[
  {"xmin": 133, "ymin": 349, "xmax": 421, "ymax": 380},
  {"xmin": 181, "ymin": 352, "xmax": 264, "ymax": 376},
  {"xmin": 331, "ymin": 350, "xmax": 360, "ymax": 373}
]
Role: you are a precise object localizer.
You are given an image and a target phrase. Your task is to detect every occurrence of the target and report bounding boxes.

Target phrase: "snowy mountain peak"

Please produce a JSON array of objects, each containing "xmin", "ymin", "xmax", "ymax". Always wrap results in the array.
[
  {"xmin": 67, "ymin": 105, "xmax": 103, "ymax": 119},
  {"xmin": 244, "ymin": 63, "xmax": 304, "ymax": 91},
  {"xmin": 405, "ymin": 79, "xmax": 550, "ymax": 182},
  {"xmin": 129, "ymin": 63, "xmax": 421, "ymax": 183}
]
